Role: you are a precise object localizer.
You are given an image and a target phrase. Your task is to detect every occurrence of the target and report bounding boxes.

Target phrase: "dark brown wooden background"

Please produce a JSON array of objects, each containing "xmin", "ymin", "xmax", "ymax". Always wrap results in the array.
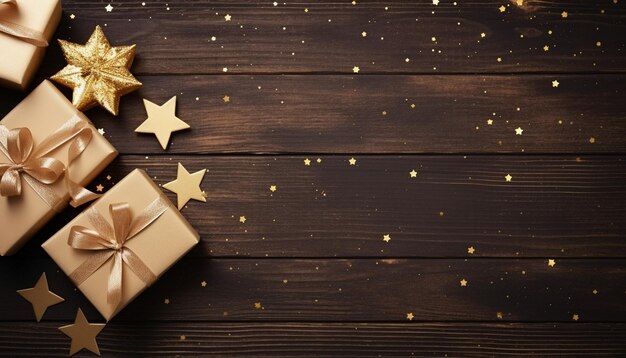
[{"xmin": 2, "ymin": 0, "xmax": 626, "ymax": 356}]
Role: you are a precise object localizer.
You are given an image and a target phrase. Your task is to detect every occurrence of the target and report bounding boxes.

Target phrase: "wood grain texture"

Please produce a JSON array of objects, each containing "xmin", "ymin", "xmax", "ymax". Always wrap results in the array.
[
  {"xmin": 1, "ymin": 258, "xmax": 625, "ymax": 322},
  {"xmin": 3, "ymin": 75, "xmax": 625, "ymax": 154},
  {"xmin": 34, "ymin": 0, "xmax": 626, "ymax": 75},
  {"xmin": 1, "ymin": 322, "xmax": 625, "ymax": 357},
  {"xmin": 15, "ymin": 154, "xmax": 626, "ymax": 258}
]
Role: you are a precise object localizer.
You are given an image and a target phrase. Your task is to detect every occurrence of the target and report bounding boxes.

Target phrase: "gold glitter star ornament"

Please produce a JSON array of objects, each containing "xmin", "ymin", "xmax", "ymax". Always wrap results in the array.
[{"xmin": 50, "ymin": 25, "xmax": 142, "ymax": 116}]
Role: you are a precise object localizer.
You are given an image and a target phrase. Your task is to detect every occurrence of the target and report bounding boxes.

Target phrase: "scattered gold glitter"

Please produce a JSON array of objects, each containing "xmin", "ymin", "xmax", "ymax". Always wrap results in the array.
[
  {"xmin": 589, "ymin": 137, "xmax": 595, "ymax": 144},
  {"xmin": 496, "ymin": 311, "xmax": 503, "ymax": 319},
  {"xmin": 316, "ymin": 158, "xmax": 322, "ymax": 163},
  {"xmin": 180, "ymin": 335, "xmax": 186, "ymax": 341},
  {"xmin": 254, "ymin": 302, "xmax": 262, "ymax": 309},
  {"xmin": 572, "ymin": 314, "xmax": 579, "ymax": 321},
  {"xmin": 164, "ymin": 298, "xmax": 170, "ymax": 304}
]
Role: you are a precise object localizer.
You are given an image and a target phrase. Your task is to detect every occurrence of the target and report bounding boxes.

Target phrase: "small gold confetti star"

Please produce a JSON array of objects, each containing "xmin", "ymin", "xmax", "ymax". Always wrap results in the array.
[
  {"xmin": 572, "ymin": 314, "xmax": 579, "ymax": 321},
  {"xmin": 543, "ymin": 45, "xmax": 549, "ymax": 51},
  {"xmin": 552, "ymin": 80, "xmax": 560, "ymax": 87},
  {"xmin": 95, "ymin": 184, "xmax": 104, "ymax": 192},
  {"xmin": 548, "ymin": 259, "xmax": 556, "ymax": 267},
  {"xmin": 592, "ymin": 289, "xmax": 598, "ymax": 295},
  {"xmin": 406, "ymin": 312, "xmax": 414, "ymax": 320},
  {"xmin": 69, "ymin": 14, "xmax": 75, "ymax": 19},
  {"xmin": 270, "ymin": 185, "xmax": 277, "ymax": 192},
  {"xmin": 348, "ymin": 157, "xmax": 357, "ymax": 165},
  {"xmin": 304, "ymin": 158, "xmax": 311, "ymax": 166},
  {"xmin": 515, "ymin": 127, "xmax": 523, "ymax": 135},
  {"xmin": 410, "ymin": 103, "xmax": 416, "ymax": 109},
  {"xmin": 499, "ymin": 5, "xmax": 506, "ymax": 12},
  {"xmin": 383, "ymin": 234, "xmax": 391, "ymax": 242},
  {"xmin": 106, "ymin": 175, "xmax": 111, "ymax": 180},
  {"xmin": 516, "ymin": 0, "xmax": 523, "ymax": 5},
  {"xmin": 180, "ymin": 335, "xmax": 186, "ymax": 341},
  {"xmin": 352, "ymin": 66, "xmax": 360, "ymax": 73},
  {"xmin": 596, "ymin": 41, "xmax": 602, "ymax": 47},
  {"xmin": 460, "ymin": 279, "xmax": 468, "ymax": 287},
  {"xmin": 254, "ymin": 302, "xmax": 262, "ymax": 309},
  {"xmin": 225, "ymin": 14, "xmax": 232, "ymax": 21},
  {"xmin": 505, "ymin": 174, "xmax": 512, "ymax": 182},
  {"xmin": 97, "ymin": 128, "xmax": 105, "ymax": 135},
  {"xmin": 589, "ymin": 137, "xmax": 595, "ymax": 144},
  {"xmin": 561, "ymin": 11, "xmax": 568, "ymax": 18},
  {"xmin": 432, "ymin": 0, "xmax": 439, "ymax": 5},
  {"xmin": 164, "ymin": 298, "xmax": 170, "ymax": 304},
  {"xmin": 223, "ymin": 95, "xmax": 230, "ymax": 102},
  {"xmin": 409, "ymin": 170, "xmax": 417, "ymax": 178},
  {"xmin": 361, "ymin": 31, "xmax": 367, "ymax": 37},
  {"xmin": 316, "ymin": 158, "xmax": 322, "ymax": 163},
  {"xmin": 480, "ymin": 32, "xmax": 486, "ymax": 38},
  {"xmin": 105, "ymin": 4, "xmax": 113, "ymax": 12},
  {"xmin": 496, "ymin": 311, "xmax": 503, "ymax": 319},
  {"xmin": 240, "ymin": 216, "xmax": 247, "ymax": 223},
  {"xmin": 467, "ymin": 246, "xmax": 475, "ymax": 254},
  {"xmin": 201, "ymin": 281, "xmax": 207, "ymax": 287},
  {"xmin": 487, "ymin": 119, "xmax": 493, "ymax": 125}
]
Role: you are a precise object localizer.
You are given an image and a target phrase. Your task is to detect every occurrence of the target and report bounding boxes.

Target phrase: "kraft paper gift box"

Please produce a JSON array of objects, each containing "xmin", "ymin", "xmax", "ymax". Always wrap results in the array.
[
  {"xmin": 0, "ymin": 0, "xmax": 61, "ymax": 90},
  {"xmin": 0, "ymin": 80, "xmax": 117, "ymax": 256},
  {"xmin": 42, "ymin": 169, "xmax": 200, "ymax": 321}
]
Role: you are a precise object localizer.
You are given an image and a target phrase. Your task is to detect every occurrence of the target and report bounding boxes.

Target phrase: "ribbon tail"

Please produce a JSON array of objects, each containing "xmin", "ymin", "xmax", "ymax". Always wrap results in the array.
[
  {"xmin": 67, "ymin": 178, "xmax": 100, "ymax": 207},
  {"xmin": 0, "ymin": 169, "xmax": 20, "ymax": 197},
  {"xmin": 121, "ymin": 248, "xmax": 157, "ymax": 286},
  {"xmin": 108, "ymin": 252, "xmax": 123, "ymax": 310}
]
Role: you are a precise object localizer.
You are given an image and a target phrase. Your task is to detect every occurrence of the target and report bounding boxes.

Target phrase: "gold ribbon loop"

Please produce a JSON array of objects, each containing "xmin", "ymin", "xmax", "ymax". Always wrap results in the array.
[
  {"xmin": 68, "ymin": 197, "xmax": 168, "ymax": 311},
  {"xmin": 0, "ymin": 115, "xmax": 101, "ymax": 209},
  {"xmin": 0, "ymin": 0, "xmax": 49, "ymax": 47}
]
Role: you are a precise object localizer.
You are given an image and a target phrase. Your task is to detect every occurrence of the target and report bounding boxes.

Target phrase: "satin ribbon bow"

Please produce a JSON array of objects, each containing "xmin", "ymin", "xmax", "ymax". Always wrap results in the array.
[
  {"xmin": 68, "ymin": 197, "xmax": 169, "ymax": 311},
  {"xmin": 0, "ymin": 0, "xmax": 48, "ymax": 47},
  {"xmin": 0, "ymin": 116, "xmax": 100, "ymax": 208}
]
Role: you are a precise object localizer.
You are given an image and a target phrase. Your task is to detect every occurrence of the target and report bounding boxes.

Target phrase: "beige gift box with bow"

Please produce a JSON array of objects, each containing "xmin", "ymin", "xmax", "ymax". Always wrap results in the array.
[
  {"xmin": 43, "ymin": 169, "xmax": 200, "ymax": 321},
  {"xmin": 0, "ymin": 0, "xmax": 61, "ymax": 90},
  {"xmin": 0, "ymin": 80, "xmax": 118, "ymax": 256}
]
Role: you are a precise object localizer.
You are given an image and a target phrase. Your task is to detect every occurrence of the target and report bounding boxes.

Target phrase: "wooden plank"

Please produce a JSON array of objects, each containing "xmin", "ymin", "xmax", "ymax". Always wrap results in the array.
[
  {"xmin": 1, "ymin": 258, "xmax": 625, "ymax": 322},
  {"xmin": 16, "ymin": 154, "xmax": 626, "ymax": 258},
  {"xmin": 1, "ymin": 322, "xmax": 625, "ymax": 357},
  {"xmin": 37, "ymin": 0, "xmax": 626, "ymax": 75},
  {"xmin": 3, "ymin": 75, "xmax": 626, "ymax": 154}
]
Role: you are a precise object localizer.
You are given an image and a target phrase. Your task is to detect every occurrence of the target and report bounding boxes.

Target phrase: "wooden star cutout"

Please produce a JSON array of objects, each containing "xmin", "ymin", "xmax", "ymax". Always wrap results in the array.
[
  {"xmin": 163, "ymin": 163, "xmax": 207, "ymax": 210},
  {"xmin": 59, "ymin": 309, "xmax": 105, "ymax": 356},
  {"xmin": 17, "ymin": 273, "xmax": 64, "ymax": 322},
  {"xmin": 135, "ymin": 97, "xmax": 190, "ymax": 150},
  {"xmin": 51, "ymin": 25, "xmax": 142, "ymax": 116}
]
